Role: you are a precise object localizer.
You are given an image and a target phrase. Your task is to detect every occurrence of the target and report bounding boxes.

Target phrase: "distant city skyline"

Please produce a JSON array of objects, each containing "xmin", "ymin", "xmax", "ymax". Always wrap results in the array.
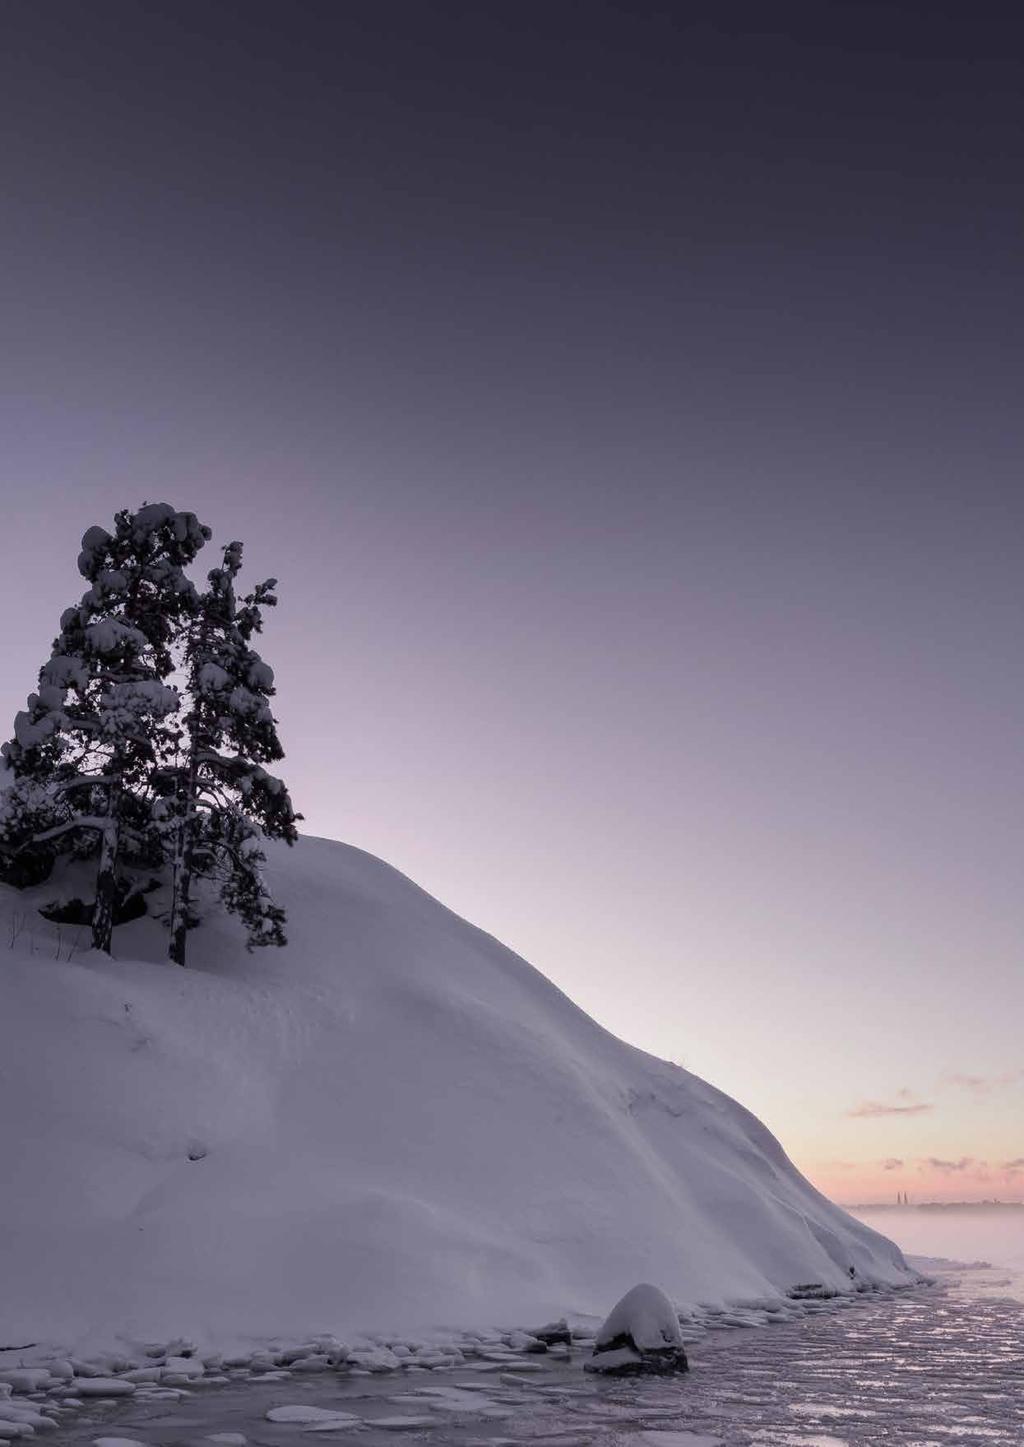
[
  {"xmin": 2, "ymin": 0, "xmax": 1022, "ymax": 1205},
  {"xmin": 849, "ymin": 1199, "xmax": 1024, "ymax": 1211}
]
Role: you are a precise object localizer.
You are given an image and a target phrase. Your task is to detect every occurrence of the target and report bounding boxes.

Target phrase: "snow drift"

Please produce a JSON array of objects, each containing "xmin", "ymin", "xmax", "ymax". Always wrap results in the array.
[{"xmin": 0, "ymin": 835, "xmax": 913, "ymax": 1350}]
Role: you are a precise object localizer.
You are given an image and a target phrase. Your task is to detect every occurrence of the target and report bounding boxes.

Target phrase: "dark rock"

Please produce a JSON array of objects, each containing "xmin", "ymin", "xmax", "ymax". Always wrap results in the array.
[{"xmin": 530, "ymin": 1318, "xmax": 572, "ymax": 1348}]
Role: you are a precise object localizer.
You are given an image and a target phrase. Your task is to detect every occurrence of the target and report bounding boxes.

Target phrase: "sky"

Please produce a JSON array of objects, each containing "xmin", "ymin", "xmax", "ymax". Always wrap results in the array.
[{"xmin": 1, "ymin": 0, "xmax": 1022, "ymax": 1205}]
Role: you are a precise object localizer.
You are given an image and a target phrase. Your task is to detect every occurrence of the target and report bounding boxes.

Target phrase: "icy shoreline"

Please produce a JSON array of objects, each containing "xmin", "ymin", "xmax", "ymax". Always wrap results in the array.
[
  {"xmin": 10, "ymin": 1273, "xmax": 1023, "ymax": 1447},
  {"xmin": 0, "ymin": 1277, "xmax": 926, "ymax": 1440}
]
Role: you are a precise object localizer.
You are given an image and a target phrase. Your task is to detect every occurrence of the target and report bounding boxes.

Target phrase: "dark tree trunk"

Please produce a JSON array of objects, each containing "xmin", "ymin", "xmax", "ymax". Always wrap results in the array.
[
  {"xmin": 169, "ymin": 750, "xmax": 199, "ymax": 967},
  {"xmin": 91, "ymin": 782, "xmax": 122, "ymax": 954}
]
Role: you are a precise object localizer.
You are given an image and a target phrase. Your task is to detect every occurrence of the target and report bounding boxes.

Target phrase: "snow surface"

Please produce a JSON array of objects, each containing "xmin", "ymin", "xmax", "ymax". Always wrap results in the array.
[
  {"xmin": 594, "ymin": 1284, "xmax": 685, "ymax": 1354},
  {"xmin": 0, "ymin": 834, "xmax": 913, "ymax": 1353}
]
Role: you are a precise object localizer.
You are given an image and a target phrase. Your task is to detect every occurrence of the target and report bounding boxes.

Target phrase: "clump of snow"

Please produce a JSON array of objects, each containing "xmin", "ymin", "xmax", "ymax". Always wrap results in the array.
[
  {"xmin": 198, "ymin": 662, "xmax": 231, "ymax": 694},
  {"xmin": 131, "ymin": 503, "xmax": 178, "ymax": 536},
  {"xmin": 595, "ymin": 1283, "xmax": 684, "ymax": 1353},
  {"xmin": 246, "ymin": 660, "xmax": 274, "ymax": 691},
  {"xmin": 40, "ymin": 655, "xmax": 89, "ymax": 692},
  {"xmin": 83, "ymin": 619, "xmax": 149, "ymax": 656},
  {"xmin": 0, "ymin": 835, "xmax": 915, "ymax": 1356},
  {"xmin": 77, "ymin": 527, "xmax": 113, "ymax": 579},
  {"xmin": 12, "ymin": 708, "xmax": 61, "ymax": 750}
]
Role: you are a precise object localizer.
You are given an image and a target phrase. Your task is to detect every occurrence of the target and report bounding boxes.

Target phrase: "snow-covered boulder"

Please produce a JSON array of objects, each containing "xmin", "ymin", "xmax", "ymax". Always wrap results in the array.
[{"xmin": 586, "ymin": 1283, "xmax": 688, "ymax": 1375}]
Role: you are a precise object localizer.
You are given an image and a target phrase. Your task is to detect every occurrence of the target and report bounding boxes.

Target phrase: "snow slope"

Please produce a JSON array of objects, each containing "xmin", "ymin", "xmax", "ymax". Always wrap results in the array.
[{"xmin": 0, "ymin": 835, "xmax": 913, "ymax": 1351}]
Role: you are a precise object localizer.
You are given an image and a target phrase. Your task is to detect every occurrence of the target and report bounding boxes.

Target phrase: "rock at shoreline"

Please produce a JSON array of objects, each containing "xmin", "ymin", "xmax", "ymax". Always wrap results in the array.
[
  {"xmin": 586, "ymin": 1283, "xmax": 689, "ymax": 1376},
  {"xmin": 529, "ymin": 1318, "xmax": 572, "ymax": 1347}
]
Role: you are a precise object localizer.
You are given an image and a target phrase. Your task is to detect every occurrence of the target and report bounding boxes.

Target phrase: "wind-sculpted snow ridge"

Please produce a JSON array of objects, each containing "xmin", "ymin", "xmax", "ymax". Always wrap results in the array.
[{"xmin": 0, "ymin": 835, "xmax": 915, "ymax": 1356}]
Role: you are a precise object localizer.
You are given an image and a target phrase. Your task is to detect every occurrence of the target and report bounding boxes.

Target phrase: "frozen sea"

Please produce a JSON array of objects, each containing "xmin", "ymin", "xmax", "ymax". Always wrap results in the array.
[{"xmin": 33, "ymin": 1210, "xmax": 1024, "ymax": 1447}]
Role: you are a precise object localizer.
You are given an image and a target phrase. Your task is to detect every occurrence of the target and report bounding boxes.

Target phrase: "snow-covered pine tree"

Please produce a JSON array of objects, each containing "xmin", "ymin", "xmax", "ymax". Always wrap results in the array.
[
  {"xmin": 166, "ymin": 540, "xmax": 298, "ymax": 966},
  {"xmin": 0, "ymin": 504, "xmax": 211, "ymax": 952}
]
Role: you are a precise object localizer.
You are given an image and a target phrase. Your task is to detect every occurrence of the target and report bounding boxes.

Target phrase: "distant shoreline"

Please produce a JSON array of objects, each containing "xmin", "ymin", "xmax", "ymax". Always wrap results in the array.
[{"xmin": 846, "ymin": 1201, "xmax": 1024, "ymax": 1212}]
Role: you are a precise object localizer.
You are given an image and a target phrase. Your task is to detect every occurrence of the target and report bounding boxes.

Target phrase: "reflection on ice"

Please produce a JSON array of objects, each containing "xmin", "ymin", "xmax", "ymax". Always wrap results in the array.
[{"xmin": 39, "ymin": 1275, "xmax": 1024, "ymax": 1446}]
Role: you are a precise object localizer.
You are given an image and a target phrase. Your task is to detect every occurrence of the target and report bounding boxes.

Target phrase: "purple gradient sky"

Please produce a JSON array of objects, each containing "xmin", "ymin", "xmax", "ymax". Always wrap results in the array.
[{"xmin": 2, "ymin": 1, "xmax": 1022, "ymax": 1201}]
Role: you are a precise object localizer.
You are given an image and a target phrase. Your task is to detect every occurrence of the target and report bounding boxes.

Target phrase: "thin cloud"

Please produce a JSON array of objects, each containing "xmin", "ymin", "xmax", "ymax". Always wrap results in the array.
[
  {"xmin": 848, "ymin": 1099, "xmax": 933, "ymax": 1119},
  {"xmin": 924, "ymin": 1157, "xmax": 975, "ymax": 1173},
  {"xmin": 1001, "ymin": 1158, "xmax": 1024, "ymax": 1172},
  {"xmin": 945, "ymin": 1073, "xmax": 989, "ymax": 1093},
  {"xmin": 943, "ymin": 1069, "xmax": 1024, "ymax": 1096},
  {"xmin": 882, "ymin": 1157, "xmax": 904, "ymax": 1170}
]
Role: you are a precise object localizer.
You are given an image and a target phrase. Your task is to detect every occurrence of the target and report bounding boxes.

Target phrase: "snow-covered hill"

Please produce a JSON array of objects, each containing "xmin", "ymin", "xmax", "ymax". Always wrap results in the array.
[{"xmin": 0, "ymin": 836, "xmax": 913, "ymax": 1352}]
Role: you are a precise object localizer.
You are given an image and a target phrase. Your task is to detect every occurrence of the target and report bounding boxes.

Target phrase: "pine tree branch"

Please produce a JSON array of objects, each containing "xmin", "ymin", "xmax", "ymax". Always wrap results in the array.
[
  {"xmin": 27, "ymin": 816, "xmax": 110, "ymax": 845},
  {"xmin": 53, "ymin": 773, "xmax": 119, "ymax": 794}
]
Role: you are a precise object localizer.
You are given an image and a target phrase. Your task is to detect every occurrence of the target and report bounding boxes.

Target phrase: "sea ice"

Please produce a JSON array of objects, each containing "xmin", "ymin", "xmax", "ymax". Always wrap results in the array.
[
  {"xmin": 367, "ymin": 1418, "xmax": 437, "ymax": 1430},
  {"xmin": 265, "ymin": 1406, "xmax": 360, "ymax": 1425},
  {"xmin": 636, "ymin": 1435, "xmax": 721, "ymax": 1446},
  {"xmin": 71, "ymin": 1381, "xmax": 136, "ymax": 1398}
]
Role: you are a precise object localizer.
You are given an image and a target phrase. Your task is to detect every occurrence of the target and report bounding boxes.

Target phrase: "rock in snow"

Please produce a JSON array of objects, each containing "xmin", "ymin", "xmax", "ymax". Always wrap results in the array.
[
  {"xmin": 587, "ymin": 1283, "xmax": 689, "ymax": 1375},
  {"xmin": 529, "ymin": 1318, "xmax": 572, "ymax": 1347},
  {"xmin": 0, "ymin": 834, "xmax": 915, "ymax": 1350}
]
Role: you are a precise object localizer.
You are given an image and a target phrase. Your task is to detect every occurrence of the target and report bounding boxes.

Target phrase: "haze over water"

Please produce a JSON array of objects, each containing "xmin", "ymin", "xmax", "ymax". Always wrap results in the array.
[{"xmin": 852, "ymin": 1206, "xmax": 1024, "ymax": 1302}]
